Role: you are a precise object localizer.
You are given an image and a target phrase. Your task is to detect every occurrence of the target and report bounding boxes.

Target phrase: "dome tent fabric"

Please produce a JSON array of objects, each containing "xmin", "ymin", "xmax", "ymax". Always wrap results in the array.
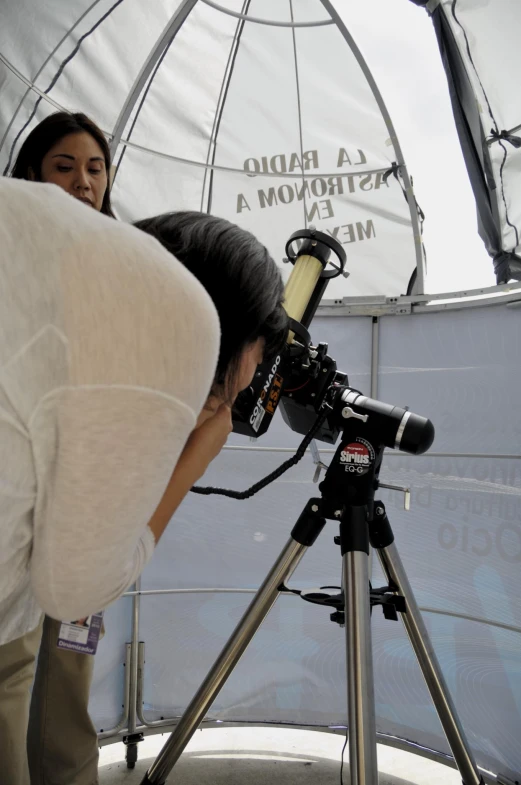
[
  {"xmin": 1, "ymin": 0, "xmax": 425, "ymax": 298},
  {"xmin": 1, "ymin": 2, "xmax": 521, "ymax": 784},
  {"xmin": 2, "ymin": 2, "xmax": 520, "ymax": 291},
  {"xmin": 414, "ymin": 0, "xmax": 521, "ymax": 284}
]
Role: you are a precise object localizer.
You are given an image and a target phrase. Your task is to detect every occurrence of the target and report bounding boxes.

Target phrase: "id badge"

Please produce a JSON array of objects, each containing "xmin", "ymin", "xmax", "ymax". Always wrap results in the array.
[{"xmin": 57, "ymin": 611, "xmax": 104, "ymax": 655}]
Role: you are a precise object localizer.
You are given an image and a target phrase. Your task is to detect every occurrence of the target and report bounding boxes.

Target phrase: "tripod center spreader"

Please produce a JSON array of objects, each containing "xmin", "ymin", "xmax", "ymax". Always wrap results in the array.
[{"xmin": 299, "ymin": 576, "xmax": 406, "ymax": 627}]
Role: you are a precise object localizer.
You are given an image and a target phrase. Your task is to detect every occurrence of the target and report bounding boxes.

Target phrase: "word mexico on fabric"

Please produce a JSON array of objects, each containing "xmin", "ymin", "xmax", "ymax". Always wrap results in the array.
[{"xmin": 236, "ymin": 146, "xmax": 389, "ymax": 248}]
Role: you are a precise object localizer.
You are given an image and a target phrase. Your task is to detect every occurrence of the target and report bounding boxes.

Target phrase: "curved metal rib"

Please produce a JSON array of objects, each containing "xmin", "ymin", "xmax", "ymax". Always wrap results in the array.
[
  {"xmin": 200, "ymin": 0, "xmax": 333, "ymax": 27},
  {"xmin": 109, "ymin": 0, "xmax": 198, "ymax": 161}
]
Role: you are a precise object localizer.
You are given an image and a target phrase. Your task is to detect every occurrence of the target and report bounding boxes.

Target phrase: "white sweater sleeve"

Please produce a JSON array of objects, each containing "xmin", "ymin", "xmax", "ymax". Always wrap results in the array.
[
  {"xmin": 29, "ymin": 387, "xmax": 196, "ymax": 620},
  {"xmin": 27, "ymin": 224, "xmax": 220, "ymax": 621}
]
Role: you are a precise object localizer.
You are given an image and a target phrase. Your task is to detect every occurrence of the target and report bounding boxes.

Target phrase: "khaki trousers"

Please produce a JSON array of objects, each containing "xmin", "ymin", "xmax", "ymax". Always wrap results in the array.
[{"xmin": 0, "ymin": 615, "xmax": 99, "ymax": 785}]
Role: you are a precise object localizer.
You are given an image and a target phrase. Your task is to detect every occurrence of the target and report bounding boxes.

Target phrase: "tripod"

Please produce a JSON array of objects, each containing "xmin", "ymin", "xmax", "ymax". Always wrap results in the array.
[{"xmin": 141, "ymin": 412, "xmax": 485, "ymax": 785}]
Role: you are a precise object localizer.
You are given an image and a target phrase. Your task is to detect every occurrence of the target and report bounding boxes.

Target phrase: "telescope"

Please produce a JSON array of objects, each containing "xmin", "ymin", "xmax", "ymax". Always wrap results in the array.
[{"xmin": 232, "ymin": 226, "xmax": 434, "ymax": 457}]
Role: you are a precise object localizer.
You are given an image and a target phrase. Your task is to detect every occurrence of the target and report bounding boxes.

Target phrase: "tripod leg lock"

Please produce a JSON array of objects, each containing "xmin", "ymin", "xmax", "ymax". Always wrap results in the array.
[
  {"xmin": 291, "ymin": 498, "xmax": 326, "ymax": 546},
  {"xmin": 369, "ymin": 501, "xmax": 394, "ymax": 549}
]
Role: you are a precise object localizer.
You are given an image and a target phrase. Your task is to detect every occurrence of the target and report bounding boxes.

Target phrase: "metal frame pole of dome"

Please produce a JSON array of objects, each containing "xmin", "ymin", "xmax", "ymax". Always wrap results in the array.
[
  {"xmin": 108, "ymin": 0, "xmax": 198, "ymax": 169},
  {"xmin": 318, "ymin": 0, "xmax": 426, "ymax": 295}
]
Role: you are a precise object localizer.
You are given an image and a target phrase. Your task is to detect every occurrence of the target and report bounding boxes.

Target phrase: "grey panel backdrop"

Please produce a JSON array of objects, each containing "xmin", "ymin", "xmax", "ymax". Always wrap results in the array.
[
  {"xmin": 378, "ymin": 304, "xmax": 521, "ymax": 454},
  {"xmin": 89, "ymin": 596, "xmax": 132, "ymax": 733},
  {"xmin": 90, "ymin": 305, "xmax": 521, "ymax": 782}
]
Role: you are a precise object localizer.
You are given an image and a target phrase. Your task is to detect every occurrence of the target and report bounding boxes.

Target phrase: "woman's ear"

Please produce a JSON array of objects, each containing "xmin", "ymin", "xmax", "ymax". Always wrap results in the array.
[{"xmin": 27, "ymin": 167, "xmax": 36, "ymax": 181}]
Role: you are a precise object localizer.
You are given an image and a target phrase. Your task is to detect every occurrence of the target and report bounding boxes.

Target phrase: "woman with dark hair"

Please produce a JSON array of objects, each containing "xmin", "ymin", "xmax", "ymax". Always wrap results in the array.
[
  {"xmin": 0, "ymin": 177, "xmax": 287, "ymax": 784},
  {"xmin": 11, "ymin": 110, "xmax": 114, "ymax": 216}
]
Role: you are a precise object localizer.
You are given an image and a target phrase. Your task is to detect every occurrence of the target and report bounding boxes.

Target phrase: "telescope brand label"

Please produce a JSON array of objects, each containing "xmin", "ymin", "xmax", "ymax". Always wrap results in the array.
[
  {"xmin": 266, "ymin": 373, "xmax": 283, "ymax": 415},
  {"xmin": 251, "ymin": 405, "xmax": 265, "ymax": 432},
  {"xmin": 250, "ymin": 355, "xmax": 282, "ymax": 432},
  {"xmin": 339, "ymin": 439, "xmax": 374, "ymax": 475}
]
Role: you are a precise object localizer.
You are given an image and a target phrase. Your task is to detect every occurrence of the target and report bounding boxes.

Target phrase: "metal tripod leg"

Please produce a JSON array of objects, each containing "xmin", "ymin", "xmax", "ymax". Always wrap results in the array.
[
  {"xmin": 377, "ymin": 540, "xmax": 484, "ymax": 785},
  {"xmin": 141, "ymin": 500, "xmax": 326, "ymax": 785},
  {"xmin": 341, "ymin": 505, "xmax": 378, "ymax": 785},
  {"xmin": 343, "ymin": 548, "xmax": 378, "ymax": 785}
]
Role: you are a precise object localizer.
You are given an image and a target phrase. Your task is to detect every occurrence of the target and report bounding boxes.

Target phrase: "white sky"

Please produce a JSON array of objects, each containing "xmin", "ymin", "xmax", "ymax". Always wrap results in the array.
[{"xmin": 338, "ymin": 0, "xmax": 496, "ymax": 294}]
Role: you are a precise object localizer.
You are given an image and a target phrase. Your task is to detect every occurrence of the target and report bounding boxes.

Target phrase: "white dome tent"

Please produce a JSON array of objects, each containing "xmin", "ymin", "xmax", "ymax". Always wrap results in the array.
[{"xmin": 1, "ymin": 1, "xmax": 520, "ymax": 783}]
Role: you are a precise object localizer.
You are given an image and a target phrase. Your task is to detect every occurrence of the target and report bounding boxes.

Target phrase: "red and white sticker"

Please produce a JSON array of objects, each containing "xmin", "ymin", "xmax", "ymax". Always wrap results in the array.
[{"xmin": 339, "ymin": 441, "xmax": 373, "ymax": 474}]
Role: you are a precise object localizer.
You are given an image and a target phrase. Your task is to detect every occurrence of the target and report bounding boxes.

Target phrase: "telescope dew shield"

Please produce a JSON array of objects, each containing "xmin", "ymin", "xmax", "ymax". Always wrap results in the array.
[
  {"xmin": 231, "ymin": 251, "xmax": 325, "ymax": 437},
  {"xmin": 284, "ymin": 254, "xmax": 324, "ymax": 343},
  {"xmin": 232, "ymin": 228, "xmax": 347, "ymax": 439}
]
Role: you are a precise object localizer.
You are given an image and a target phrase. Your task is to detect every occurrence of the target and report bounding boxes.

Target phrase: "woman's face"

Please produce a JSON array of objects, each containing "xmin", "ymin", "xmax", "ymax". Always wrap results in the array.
[{"xmin": 37, "ymin": 131, "xmax": 108, "ymax": 211}]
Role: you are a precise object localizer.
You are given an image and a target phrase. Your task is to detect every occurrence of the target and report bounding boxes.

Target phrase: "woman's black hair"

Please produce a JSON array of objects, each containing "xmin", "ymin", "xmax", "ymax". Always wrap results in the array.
[
  {"xmin": 134, "ymin": 211, "xmax": 288, "ymax": 398},
  {"xmin": 10, "ymin": 111, "xmax": 114, "ymax": 217}
]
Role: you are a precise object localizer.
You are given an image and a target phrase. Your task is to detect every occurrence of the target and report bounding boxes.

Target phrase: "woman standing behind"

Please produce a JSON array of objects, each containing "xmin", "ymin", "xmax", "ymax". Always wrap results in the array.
[
  {"xmin": 9, "ymin": 111, "xmax": 113, "ymax": 785},
  {"xmin": 11, "ymin": 110, "xmax": 114, "ymax": 217}
]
